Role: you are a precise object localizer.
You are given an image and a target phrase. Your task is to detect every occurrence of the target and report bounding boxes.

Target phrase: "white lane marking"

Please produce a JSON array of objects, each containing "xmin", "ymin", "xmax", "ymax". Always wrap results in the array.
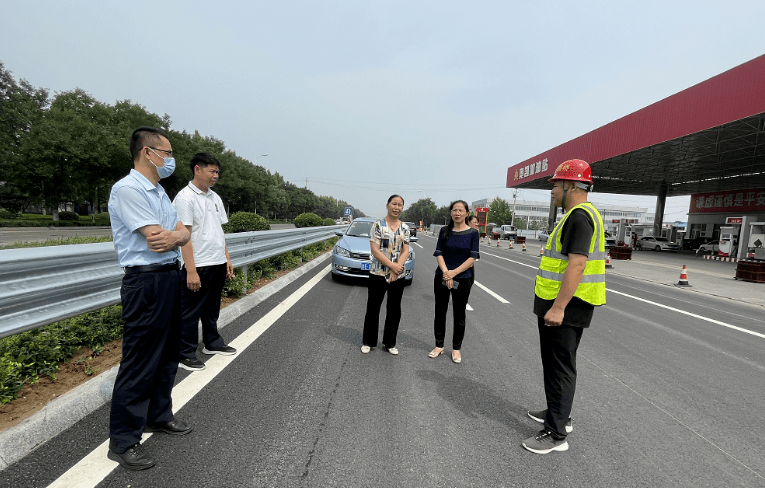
[
  {"xmin": 608, "ymin": 289, "xmax": 765, "ymax": 339},
  {"xmin": 47, "ymin": 266, "xmax": 331, "ymax": 488},
  {"xmin": 481, "ymin": 251, "xmax": 537, "ymax": 270},
  {"xmin": 466, "ymin": 304, "xmax": 474, "ymax": 311},
  {"xmin": 412, "ymin": 242, "xmax": 424, "ymax": 249},
  {"xmin": 473, "ymin": 281, "xmax": 509, "ymax": 304},
  {"xmin": 483, "ymin": 250, "xmax": 765, "ymax": 340}
]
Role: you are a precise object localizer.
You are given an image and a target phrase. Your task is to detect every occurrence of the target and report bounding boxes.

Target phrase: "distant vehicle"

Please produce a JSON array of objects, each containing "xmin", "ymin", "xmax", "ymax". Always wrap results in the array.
[
  {"xmin": 636, "ymin": 236, "xmax": 679, "ymax": 252},
  {"xmin": 538, "ymin": 230, "xmax": 550, "ymax": 242},
  {"xmin": 696, "ymin": 239, "xmax": 720, "ymax": 255},
  {"xmin": 331, "ymin": 217, "xmax": 417, "ymax": 285},
  {"xmin": 605, "ymin": 236, "xmax": 617, "ymax": 249},
  {"xmin": 403, "ymin": 221, "xmax": 417, "ymax": 237},
  {"xmin": 495, "ymin": 225, "xmax": 518, "ymax": 240}
]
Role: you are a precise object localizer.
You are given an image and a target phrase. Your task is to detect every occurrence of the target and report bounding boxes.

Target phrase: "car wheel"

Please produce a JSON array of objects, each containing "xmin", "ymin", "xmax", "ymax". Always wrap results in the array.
[
  {"xmin": 655, "ymin": 245, "xmax": 661, "ymax": 251},
  {"xmin": 405, "ymin": 278, "xmax": 413, "ymax": 286},
  {"xmin": 331, "ymin": 272, "xmax": 340, "ymax": 281}
]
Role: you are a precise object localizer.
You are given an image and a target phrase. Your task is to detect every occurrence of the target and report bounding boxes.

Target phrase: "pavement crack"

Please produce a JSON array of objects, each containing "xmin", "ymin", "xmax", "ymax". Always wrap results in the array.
[{"xmin": 301, "ymin": 356, "xmax": 348, "ymax": 481}]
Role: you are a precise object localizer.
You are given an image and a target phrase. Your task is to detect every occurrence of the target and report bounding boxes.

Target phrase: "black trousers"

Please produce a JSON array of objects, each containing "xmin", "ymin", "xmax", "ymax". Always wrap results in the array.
[
  {"xmin": 179, "ymin": 263, "xmax": 227, "ymax": 360},
  {"xmin": 362, "ymin": 274, "xmax": 406, "ymax": 348},
  {"xmin": 433, "ymin": 276, "xmax": 472, "ymax": 350},
  {"xmin": 110, "ymin": 269, "xmax": 182, "ymax": 453},
  {"xmin": 537, "ymin": 316, "xmax": 584, "ymax": 439}
]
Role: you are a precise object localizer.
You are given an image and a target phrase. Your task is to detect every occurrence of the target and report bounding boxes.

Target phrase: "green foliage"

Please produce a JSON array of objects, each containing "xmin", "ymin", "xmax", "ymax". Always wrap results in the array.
[
  {"xmin": 222, "ymin": 212, "xmax": 271, "ymax": 233},
  {"xmin": 222, "ymin": 268, "xmax": 248, "ymax": 297},
  {"xmin": 293, "ymin": 212, "xmax": 323, "ymax": 228},
  {"xmin": 0, "ymin": 235, "xmax": 112, "ymax": 250},
  {"xmin": 0, "ymin": 208, "xmax": 19, "ymax": 219},
  {"xmin": 488, "ymin": 197, "xmax": 513, "ymax": 226},
  {"xmin": 322, "ymin": 218, "xmax": 335, "ymax": 226},
  {"xmin": 0, "ymin": 305, "xmax": 124, "ymax": 404},
  {"xmin": 400, "ymin": 198, "xmax": 437, "ymax": 227},
  {"xmin": 58, "ymin": 211, "xmax": 80, "ymax": 221},
  {"xmin": 91, "ymin": 212, "xmax": 110, "ymax": 225}
]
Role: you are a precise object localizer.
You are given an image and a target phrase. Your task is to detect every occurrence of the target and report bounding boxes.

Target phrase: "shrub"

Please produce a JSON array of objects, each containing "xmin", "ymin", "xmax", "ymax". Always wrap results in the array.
[
  {"xmin": 58, "ymin": 211, "xmax": 80, "ymax": 221},
  {"xmin": 222, "ymin": 212, "xmax": 271, "ymax": 233},
  {"xmin": 0, "ymin": 208, "xmax": 19, "ymax": 219},
  {"xmin": 91, "ymin": 212, "xmax": 111, "ymax": 225},
  {"xmin": 221, "ymin": 268, "xmax": 248, "ymax": 297},
  {"xmin": 293, "ymin": 212, "xmax": 323, "ymax": 228},
  {"xmin": 322, "ymin": 218, "xmax": 335, "ymax": 226},
  {"xmin": 0, "ymin": 304, "xmax": 124, "ymax": 404}
]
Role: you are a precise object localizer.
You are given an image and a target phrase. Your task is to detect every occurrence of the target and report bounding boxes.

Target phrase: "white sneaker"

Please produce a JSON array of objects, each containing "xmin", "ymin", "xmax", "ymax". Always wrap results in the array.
[
  {"xmin": 361, "ymin": 345, "xmax": 371, "ymax": 354},
  {"xmin": 385, "ymin": 346, "xmax": 399, "ymax": 355}
]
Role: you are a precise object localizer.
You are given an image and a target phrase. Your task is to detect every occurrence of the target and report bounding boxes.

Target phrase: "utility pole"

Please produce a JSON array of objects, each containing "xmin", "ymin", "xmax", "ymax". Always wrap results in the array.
[{"xmin": 511, "ymin": 189, "xmax": 518, "ymax": 226}]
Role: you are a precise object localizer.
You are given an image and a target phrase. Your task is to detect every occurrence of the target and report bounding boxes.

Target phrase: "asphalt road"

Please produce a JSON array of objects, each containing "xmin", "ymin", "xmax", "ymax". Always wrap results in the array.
[{"xmin": 3, "ymin": 233, "xmax": 764, "ymax": 487}]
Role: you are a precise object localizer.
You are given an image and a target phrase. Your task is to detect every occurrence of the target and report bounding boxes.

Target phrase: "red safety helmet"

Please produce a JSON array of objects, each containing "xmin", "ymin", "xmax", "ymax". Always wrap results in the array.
[{"xmin": 549, "ymin": 159, "xmax": 593, "ymax": 185}]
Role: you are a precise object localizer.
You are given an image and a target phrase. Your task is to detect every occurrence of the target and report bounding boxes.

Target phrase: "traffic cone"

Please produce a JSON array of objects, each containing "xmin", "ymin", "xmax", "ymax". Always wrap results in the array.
[
  {"xmin": 508, "ymin": 240, "xmax": 514, "ymax": 249},
  {"xmin": 605, "ymin": 252, "xmax": 613, "ymax": 269},
  {"xmin": 676, "ymin": 265, "xmax": 691, "ymax": 286},
  {"xmin": 522, "ymin": 243, "xmax": 527, "ymax": 252},
  {"xmin": 540, "ymin": 245, "xmax": 545, "ymax": 256},
  {"xmin": 496, "ymin": 237, "xmax": 500, "ymax": 247}
]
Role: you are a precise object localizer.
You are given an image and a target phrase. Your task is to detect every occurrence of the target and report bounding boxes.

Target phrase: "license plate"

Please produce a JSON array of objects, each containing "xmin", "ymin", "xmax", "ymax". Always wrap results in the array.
[{"xmin": 361, "ymin": 262, "xmax": 371, "ymax": 271}]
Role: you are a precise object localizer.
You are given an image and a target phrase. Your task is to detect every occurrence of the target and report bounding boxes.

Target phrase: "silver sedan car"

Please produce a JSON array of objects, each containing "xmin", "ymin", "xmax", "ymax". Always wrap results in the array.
[{"xmin": 331, "ymin": 218, "xmax": 417, "ymax": 284}]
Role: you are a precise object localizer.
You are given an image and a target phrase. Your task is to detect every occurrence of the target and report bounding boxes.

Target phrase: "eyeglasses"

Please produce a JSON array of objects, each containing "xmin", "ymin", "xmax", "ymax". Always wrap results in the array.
[{"xmin": 148, "ymin": 147, "xmax": 173, "ymax": 157}]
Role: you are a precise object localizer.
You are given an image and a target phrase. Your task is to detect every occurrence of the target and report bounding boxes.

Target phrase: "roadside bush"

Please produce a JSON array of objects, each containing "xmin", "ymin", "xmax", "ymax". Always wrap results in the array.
[
  {"xmin": 58, "ymin": 211, "xmax": 80, "ymax": 221},
  {"xmin": 0, "ymin": 305, "xmax": 124, "ymax": 404},
  {"xmin": 91, "ymin": 212, "xmax": 111, "ymax": 225},
  {"xmin": 222, "ymin": 268, "xmax": 248, "ymax": 297},
  {"xmin": 222, "ymin": 212, "xmax": 271, "ymax": 233},
  {"xmin": 293, "ymin": 212, "xmax": 323, "ymax": 228},
  {"xmin": 322, "ymin": 218, "xmax": 335, "ymax": 226},
  {"xmin": 0, "ymin": 208, "xmax": 19, "ymax": 219}
]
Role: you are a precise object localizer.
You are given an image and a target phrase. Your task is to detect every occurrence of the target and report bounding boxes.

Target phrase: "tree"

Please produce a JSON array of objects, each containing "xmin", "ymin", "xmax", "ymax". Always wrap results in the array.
[
  {"xmin": 401, "ymin": 198, "xmax": 437, "ymax": 227},
  {"xmin": 0, "ymin": 63, "xmax": 49, "ymax": 211},
  {"xmin": 488, "ymin": 197, "xmax": 513, "ymax": 225}
]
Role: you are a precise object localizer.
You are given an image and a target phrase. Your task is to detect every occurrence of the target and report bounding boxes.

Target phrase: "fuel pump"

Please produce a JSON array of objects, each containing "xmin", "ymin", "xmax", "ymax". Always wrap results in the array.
[{"xmin": 718, "ymin": 226, "xmax": 739, "ymax": 257}]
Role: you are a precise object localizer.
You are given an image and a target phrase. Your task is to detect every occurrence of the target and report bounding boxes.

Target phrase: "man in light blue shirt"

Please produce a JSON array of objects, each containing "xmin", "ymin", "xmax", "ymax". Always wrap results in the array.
[{"xmin": 106, "ymin": 127, "xmax": 191, "ymax": 471}]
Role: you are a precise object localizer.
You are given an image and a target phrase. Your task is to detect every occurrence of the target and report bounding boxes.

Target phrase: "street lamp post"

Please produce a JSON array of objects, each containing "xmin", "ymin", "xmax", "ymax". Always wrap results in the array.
[{"xmin": 252, "ymin": 153, "xmax": 268, "ymax": 214}]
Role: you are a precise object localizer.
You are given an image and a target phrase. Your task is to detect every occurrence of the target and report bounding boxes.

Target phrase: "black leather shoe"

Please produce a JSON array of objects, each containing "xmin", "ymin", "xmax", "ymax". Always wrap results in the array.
[
  {"xmin": 146, "ymin": 418, "xmax": 193, "ymax": 435},
  {"xmin": 107, "ymin": 443, "xmax": 155, "ymax": 470}
]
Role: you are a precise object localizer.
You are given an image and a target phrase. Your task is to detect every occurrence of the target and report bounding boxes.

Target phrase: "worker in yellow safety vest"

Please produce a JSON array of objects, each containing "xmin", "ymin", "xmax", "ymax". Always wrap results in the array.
[{"xmin": 521, "ymin": 159, "xmax": 606, "ymax": 455}]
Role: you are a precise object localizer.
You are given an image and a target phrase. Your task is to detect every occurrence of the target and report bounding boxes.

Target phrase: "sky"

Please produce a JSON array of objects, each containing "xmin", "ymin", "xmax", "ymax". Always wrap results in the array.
[{"xmin": 2, "ymin": 1, "xmax": 764, "ymax": 220}]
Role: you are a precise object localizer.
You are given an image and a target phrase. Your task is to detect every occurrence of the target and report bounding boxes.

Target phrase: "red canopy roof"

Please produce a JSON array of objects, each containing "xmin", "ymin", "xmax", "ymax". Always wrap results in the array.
[{"xmin": 507, "ymin": 54, "xmax": 765, "ymax": 197}]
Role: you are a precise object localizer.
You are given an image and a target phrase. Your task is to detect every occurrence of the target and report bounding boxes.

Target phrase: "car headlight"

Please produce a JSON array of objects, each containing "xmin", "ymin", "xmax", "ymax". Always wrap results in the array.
[
  {"xmin": 406, "ymin": 250, "xmax": 415, "ymax": 261},
  {"xmin": 333, "ymin": 245, "xmax": 350, "ymax": 257}
]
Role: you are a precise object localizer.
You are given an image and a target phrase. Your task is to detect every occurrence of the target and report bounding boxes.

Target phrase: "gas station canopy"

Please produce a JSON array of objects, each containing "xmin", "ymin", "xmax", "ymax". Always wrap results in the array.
[{"xmin": 507, "ymin": 55, "xmax": 765, "ymax": 197}]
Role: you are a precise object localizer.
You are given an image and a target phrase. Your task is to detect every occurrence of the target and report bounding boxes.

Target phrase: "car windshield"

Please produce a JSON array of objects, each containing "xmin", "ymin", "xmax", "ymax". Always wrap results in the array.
[
  {"xmin": 654, "ymin": 237, "xmax": 669, "ymax": 242},
  {"xmin": 346, "ymin": 221, "xmax": 374, "ymax": 237}
]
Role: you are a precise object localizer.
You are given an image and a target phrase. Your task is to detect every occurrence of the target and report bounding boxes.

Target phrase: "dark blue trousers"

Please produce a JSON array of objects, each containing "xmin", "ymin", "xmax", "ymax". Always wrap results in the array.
[
  {"xmin": 537, "ymin": 317, "xmax": 584, "ymax": 439},
  {"xmin": 179, "ymin": 263, "xmax": 227, "ymax": 360},
  {"xmin": 109, "ymin": 269, "xmax": 182, "ymax": 453},
  {"xmin": 433, "ymin": 276, "xmax": 472, "ymax": 350}
]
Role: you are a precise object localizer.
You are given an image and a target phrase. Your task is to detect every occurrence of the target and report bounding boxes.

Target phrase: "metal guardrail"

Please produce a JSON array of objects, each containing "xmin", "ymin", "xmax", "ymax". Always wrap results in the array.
[{"xmin": 0, "ymin": 225, "xmax": 344, "ymax": 339}]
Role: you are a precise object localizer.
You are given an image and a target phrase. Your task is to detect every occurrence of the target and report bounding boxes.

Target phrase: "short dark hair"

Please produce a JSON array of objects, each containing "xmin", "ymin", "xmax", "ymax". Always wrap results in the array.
[
  {"xmin": 466, "ymin": 215, "xmax": 479, "ymax": 224},
  {"xmin": 190, "ymin": 152, "xmax": 221, "ymax": 174},
  {"xmin": 387, "ymin": 194, "xmax": 404, "ymax": 205},
  {"xmin": 130, "ymin": 127, "xmax": 169, "ymax": 161}
]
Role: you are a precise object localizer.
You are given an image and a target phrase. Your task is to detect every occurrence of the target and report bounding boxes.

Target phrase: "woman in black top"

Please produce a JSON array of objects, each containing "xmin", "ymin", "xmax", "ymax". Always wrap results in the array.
[{"xmin": 429, "ymin": 200, "xmax": 480, "ymax": 363}]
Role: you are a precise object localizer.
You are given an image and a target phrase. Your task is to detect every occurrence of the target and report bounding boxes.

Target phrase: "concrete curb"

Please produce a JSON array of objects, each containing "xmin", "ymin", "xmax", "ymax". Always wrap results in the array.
[{"xmin": 0, "ymin": 252, "xmax": 331, "ymax": 471}]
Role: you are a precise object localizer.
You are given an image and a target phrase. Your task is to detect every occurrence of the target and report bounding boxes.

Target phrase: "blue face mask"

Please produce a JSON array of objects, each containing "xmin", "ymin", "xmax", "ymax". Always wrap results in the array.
[{"xmin": 148, "ymin": 148, "xmax": 176, "ymax": 179}]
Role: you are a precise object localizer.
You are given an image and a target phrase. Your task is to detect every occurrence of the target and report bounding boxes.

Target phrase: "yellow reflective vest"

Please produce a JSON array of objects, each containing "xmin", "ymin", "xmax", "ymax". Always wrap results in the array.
[{"xmin": 534, "ymin": 202, "xmax": 606, "ymax": 306}]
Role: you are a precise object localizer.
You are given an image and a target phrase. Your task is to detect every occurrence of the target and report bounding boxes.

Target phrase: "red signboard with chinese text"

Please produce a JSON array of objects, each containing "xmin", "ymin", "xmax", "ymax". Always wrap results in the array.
[
  {"xmin": 726, "ymin": 217, "xmax": 744, "ymax": 224},
  {"xmin": 475, "ymin": 207, "xmax": 488, "ymax": 225},
  {"xmin": 689, "ymin": 189, "xmax": 765, "ymax": 214}
]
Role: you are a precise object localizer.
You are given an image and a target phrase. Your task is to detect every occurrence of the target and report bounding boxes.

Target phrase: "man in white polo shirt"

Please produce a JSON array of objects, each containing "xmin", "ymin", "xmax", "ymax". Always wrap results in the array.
[{"xmin": 173, "ymin": 152, "xmax": 237, "ymax": 371}]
